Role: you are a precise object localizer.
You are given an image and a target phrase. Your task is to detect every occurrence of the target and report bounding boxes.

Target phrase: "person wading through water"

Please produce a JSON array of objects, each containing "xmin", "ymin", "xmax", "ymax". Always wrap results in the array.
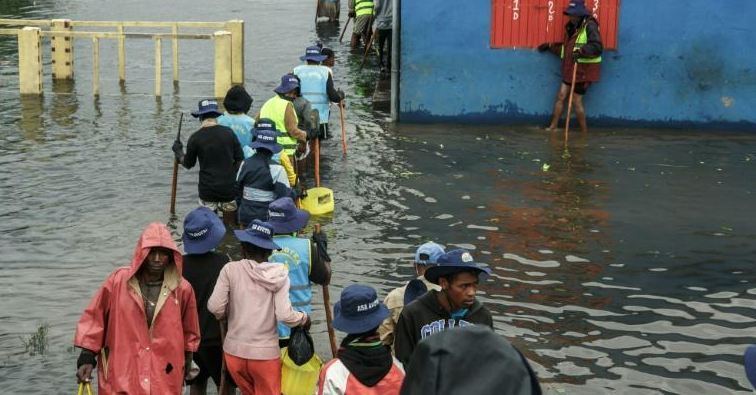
[
  {"xmin": 74, "ymin": 222, "xmax": 200, "ymax": 394},
  {"xmin": 173, "ymin": 99, "xmax": 245, "ymax": 227},
  {"xmin": 393, "ymin": 248, "xmax": 494, "ymax": 366},
  {"xmin": 294, "ymin": 45, "xmax": 344, "ymax": 141}
]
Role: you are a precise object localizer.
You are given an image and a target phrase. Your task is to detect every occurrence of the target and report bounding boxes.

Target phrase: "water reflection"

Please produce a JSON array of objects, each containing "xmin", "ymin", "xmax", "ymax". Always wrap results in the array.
[
  {"xmin": 18, "ymin": 94, "xmax": 44, "ymax": 140},
  {"xmin": 50, "ymin": 79, "xmax": 78, "ymax": 128}
]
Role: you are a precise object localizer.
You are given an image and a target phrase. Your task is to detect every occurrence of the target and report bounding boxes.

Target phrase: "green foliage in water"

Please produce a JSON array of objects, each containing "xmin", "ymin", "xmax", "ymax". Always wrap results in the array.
[{"xmin": 19, "ymin": 323, "xmax": 50, "ymax": 356}]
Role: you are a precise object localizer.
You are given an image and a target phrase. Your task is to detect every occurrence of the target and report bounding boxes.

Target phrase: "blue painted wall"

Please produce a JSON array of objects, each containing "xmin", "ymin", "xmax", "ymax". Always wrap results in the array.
[{"xmin": 399, "ymin": 0, "xmax": 756, "ymax": 129}]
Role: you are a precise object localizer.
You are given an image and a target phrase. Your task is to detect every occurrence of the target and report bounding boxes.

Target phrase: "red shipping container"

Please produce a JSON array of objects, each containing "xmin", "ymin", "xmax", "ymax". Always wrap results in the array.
[{"xmin": 491, "ymin": 0, "xmax": 620, "ymax": 49}]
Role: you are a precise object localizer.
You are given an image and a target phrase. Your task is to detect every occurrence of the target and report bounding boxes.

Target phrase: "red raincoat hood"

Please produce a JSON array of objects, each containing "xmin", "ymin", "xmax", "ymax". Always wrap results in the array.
[{"xmin": 128, "ymin": 222, "xmax": 183, "ymax": 277}]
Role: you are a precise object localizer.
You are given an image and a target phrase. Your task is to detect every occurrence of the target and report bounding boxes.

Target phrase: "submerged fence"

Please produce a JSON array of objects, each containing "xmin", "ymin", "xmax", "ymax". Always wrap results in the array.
[{"xmin": 0, "ymin": 19, "xmax": 244, "ymax": 97}]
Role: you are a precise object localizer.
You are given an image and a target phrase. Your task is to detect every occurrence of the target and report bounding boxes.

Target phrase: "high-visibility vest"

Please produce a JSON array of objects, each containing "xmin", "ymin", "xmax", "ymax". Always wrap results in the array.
[
  {"xmin": 561, "ymin": 23, "xmax": 602, "ymax": 64},
  {"xmin": 355, "ymin": 0, "xmax": 373, "ymax": 17},
  {"xmin": 269, "ymin": 236, "xmax": 312, "ymax": 339},
  {"xmin": 259, "ymin": 95, "xmax": 299, "ymax": 155},
  {"xmin": 294, "ymin": 65, "xmax": 331, "ymax": 124}
]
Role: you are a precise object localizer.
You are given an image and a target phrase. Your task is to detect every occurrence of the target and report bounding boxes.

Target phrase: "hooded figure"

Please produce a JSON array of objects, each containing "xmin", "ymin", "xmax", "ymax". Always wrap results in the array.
[
  {"xmin": 74, "ymin": 222, "xmax": 200, "ymax": 395},
  {"xmin": 400, "ymin": 326, "xmax": 542, "ymax": 395}
]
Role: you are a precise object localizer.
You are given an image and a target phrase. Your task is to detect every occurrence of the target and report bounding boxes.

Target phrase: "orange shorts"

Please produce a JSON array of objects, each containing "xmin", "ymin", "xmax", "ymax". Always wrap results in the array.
[{"xmin": 224, "ymin": 353, "xmax": 281, "ymax": 395}]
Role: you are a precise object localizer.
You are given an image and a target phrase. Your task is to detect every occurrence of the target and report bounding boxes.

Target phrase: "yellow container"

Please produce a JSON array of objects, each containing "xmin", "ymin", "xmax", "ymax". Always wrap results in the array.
[
  {"xmin": 281, "ymin": 347, "xmax": 323, "ymax": 395},
  {"xmin": 300, "ymin": 187, "xmax": 335, "ymax": 215}
]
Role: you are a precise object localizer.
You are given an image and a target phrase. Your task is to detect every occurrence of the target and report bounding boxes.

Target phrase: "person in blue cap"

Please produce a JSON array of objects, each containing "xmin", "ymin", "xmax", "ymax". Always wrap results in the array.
[
  {"xmin": 236, "ymin": 120, "xmax": 299, "ymax": 227},
  {"xmin": 208, "ymin": 220, "xmax": 310, "ymax": 395},
  {"xmin": 378, "ymin": 242, "xmax": 445, "ymax": 349},
  {"xmin": 181, "ymin": 207, "xmax": 235, "ymax": 395},
  {"xmin": 257, "ymin": 74, "xmax": 309, "ymax": 158},
  {"xmin": 294, "ymin": 45, "xmax": 344, "ymax": 141},
  {"xmin": 266, "ymin": 197, "xmax": 331, "ymax": 347},
  {"xmin": 393, "ymin": 248, "xmax": 494, "ymax": 366},
  {"xmin": 173, "ymin": 98, "xmax": 245, "ymax": 227},
  {"xmin": 538, "ymin": 0, "xmax": 603, "ymax": 133},
  {"xmin": 318, "ymin": 284, "xmax": 405, "ymax": 395}
]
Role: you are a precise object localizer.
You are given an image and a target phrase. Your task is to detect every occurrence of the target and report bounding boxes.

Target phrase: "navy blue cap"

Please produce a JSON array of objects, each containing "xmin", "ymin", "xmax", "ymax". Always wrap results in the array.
[
  {"xmin": 249, "ymin": 119, "xmax": 282, "ymax": 154},
  {"xmin": 274, "ymin": 73, "xmax": 300, "ymax": 94},
  {"xmin": 190, "ymin": 98, "xmax": 222, "ymax": 118},
  {"xmin": 268, "ymin": 197, "xmax": 310, "ymax": 235},
  {"xmin": 404, "ymin": 279, "xmax": 429, "ymax": 306},
  {"xmin": 182, "ymin": 206, "xmax": 226, "ymax": 254},
  {"xmin": 424, "ymin": 249, "xmax": 491, "ymax": 285},
  {"xmin": 299, "ymin": 45, "xmax": 328, "ymax": 62},
  {"xmin": 332, "ymin": 284, "xmax": 391, "ymax": 334},
  {"xmin": 745, "ymin": 345, "xmax": 756, "ymax": 389},
  {"xmin": 233, "ymin": 220, "xmax": 281, "ymax": 251},
  {"xmin": 564, "ymin": 1, "xmax": 590, "ymax": 16}
]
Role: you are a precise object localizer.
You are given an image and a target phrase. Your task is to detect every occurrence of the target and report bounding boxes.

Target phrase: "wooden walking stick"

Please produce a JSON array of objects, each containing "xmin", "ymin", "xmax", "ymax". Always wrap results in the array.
[
  {"xmin": 339, "ymin": 102, "xmax": 347, "ymax": 156},
  {"xmin": 563, "ymin": 59, "xmax": 579, "ymax": 140},
  {"xmin": 314, "ymin": 223, "xmax": 338, "ymax": 358},
  {"xmin": 339, "ymin": 17, "xmax": 351, "ymax": 43},
  {"xmin": 169, "ymin": 113, "xmax": 183, "ymax": 214},
  {"xmin": 359, "ymin": 29, "xmax": 376, "ymax": 70},
  {"xmin": 314, "ymin": 138, "xmax": 321, "ymax": 188}
]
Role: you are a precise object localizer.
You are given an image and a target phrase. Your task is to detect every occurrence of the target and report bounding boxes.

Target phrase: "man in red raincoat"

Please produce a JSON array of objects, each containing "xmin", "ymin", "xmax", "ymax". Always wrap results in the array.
[{"xmin": 74, "ymin": 222, "xmax": 201, "ymax": 394}]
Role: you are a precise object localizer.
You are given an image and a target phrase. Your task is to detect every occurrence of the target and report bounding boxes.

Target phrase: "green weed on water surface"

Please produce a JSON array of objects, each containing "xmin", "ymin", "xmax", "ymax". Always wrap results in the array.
[{"xmin": 19, "ymin": 323, "xmax": 50, "ymax": 356}]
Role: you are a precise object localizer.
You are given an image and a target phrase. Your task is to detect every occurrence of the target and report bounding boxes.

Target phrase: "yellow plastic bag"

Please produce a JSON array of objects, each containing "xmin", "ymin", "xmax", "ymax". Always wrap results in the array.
[{"xmin": 281, "ymin": 347, "xmax": 323, "ymax": 395}]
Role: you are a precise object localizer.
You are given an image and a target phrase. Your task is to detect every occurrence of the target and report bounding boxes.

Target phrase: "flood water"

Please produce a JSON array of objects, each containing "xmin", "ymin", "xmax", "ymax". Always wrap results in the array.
[{"xmin": 1, "ymin": 1, "xmax": 756, "ymax": 394}]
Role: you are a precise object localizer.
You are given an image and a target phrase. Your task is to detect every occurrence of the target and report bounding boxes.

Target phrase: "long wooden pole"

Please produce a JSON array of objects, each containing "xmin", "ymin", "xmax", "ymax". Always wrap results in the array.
[
  {"xmin": 315, "ymin": 223, "xmax": 338, "ymax": 358},
  {"xmin": 339, "ymin": 102, "xmax": 347, "ymax": 156},
  {"xmin": 563, "ymin": 61, "xmax": 579, "ymax": 140},
  {"xmin": 359, "ymin": 29, "xmax": 376, "ymax": 70},
  {"xmin": 314, "ymin": 139, "xmax": 321, "ymax": 188},
  {"xmin": 169, "ymin": 113, "xmax": 183, "ymax": 214},
  {"xmin": 339, "ymin": 17, "xmax": 351, "ymax": 43}
]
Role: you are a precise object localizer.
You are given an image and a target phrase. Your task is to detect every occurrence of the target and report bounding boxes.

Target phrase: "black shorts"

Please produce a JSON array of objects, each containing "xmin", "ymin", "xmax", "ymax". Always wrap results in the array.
[{"xmin": 562, "ymin": 81, "xmax": 591, "ymax": 95}]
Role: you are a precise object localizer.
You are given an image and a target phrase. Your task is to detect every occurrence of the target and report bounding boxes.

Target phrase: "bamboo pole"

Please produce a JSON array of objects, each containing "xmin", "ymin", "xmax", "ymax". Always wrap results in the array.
[
  {"xmin": 154, "ymin": 37, "xmax": 162, "ymax": 97},
  {"xmin": 92, "ymin": 37, "xmax": 99, "ymax": 96},
  {"xmin": 172, "ymin": 24, "xmax": 179, "ymax": 83},
  {"xmin": 117, "ymin": 23, "xmax": 125, "ymax": 82}
]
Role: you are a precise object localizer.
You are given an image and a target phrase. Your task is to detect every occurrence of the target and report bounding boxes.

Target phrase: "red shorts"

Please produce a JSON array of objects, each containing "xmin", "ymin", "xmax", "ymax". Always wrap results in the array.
[{"xmin": 224, "ymin": 353, "xmax": 281, "ymax": 395}]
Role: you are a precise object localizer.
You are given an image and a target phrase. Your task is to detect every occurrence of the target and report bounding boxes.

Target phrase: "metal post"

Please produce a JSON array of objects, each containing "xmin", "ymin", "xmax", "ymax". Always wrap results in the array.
[
  {"xmin": 51, "ymin": 19, "xmax": 73, "ymax": 80},
  {"xmin": 172, "ymin": 24, "xmax": 179, "ymax": 83},
  {"xmin": 390, "ymin": 0, "xmax": 400, "ymax": 121},
  {"xmin": 213, "ymin": 30, "xmax": 232, "ymax": 98},
  {"xmin": 92, "ymin": 37, "xmax": 100, "ymax": 96},
  {"xmin": 225, "ymin": 20, "xmax": 244, "ymax": 84},
  {"xmin": 18, "ymin": 27, "xmax": 43, "ymax": 94},
  {"xmin": 155, "ymin": 37, "xmax": 162, "ymax": 97},
  {"xmin": 117, "ymin": 23, "xmax": 125, "ymax": 82}
]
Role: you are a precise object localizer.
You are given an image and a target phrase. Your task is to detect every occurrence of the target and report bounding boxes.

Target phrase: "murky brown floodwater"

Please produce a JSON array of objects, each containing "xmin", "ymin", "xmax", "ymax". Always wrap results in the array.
[{"xmin": 1, "ymin": 1, "xmax": 756, "ymax": 394}]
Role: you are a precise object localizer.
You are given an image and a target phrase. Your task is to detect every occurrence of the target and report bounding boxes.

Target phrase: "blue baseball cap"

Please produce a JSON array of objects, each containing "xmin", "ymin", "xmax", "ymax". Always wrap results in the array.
[
  {"xmin": 190, "ymin": 98, "xmax": 222, "ymax": 118},
  {"xmin": 424, "ymin": 249, "xmax": 491, "ymax": 285},
  {"xmin": 564, "ymin": 1, "xmax": 590, "ymax": 16},
  {"xmin": 415, "ymin": 242, "xmax": 445, "ymax": 265},
  {"xmin": 268, "ymin": 197, "xmax": 310, "ymax": 235},
  {"xmin": 745, "ymin": 345, "xmax": 756, "ymax": 389},
  {"xmin": 274, "ymin": 73, "xmax": 300, "ymax": 94},
  {"xmin": 233, "ymin": 220, "xmax": 281, "ymax": 251},
  {"xmin": 182, "ymin": 207, "xmax": 226, "ymax": 254},
  {"xmin": 249, "ymin": 119, "xmax": 282, "ymax": 154},
  {"xmin": 332, "ymin": 284, "xmax": 391, "ymax": 334},
  {"xmin": 299, "ymin": 45, "xmax": 328, "ymax": 62}
]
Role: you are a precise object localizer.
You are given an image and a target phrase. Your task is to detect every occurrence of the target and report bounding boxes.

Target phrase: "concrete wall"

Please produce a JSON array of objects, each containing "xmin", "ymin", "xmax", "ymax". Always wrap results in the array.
[{"xmin": 399, "ymin": 0, "xmax": 756, "ymax": 129}]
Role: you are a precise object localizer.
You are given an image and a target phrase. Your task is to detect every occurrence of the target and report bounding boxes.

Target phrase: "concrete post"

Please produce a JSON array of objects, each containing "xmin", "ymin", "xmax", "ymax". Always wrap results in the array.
[
  {"xmin": 172, "ymin": 24, "xmax": 179, "ymax": 83},
  {"xmin": 51, "ymin": 19, "xmax": 74, "ymax": 80},
  {"xmin": 117, "ymin": 23, "xmax": 125, "ymax": 82},
  {"xmin": 213, "ymin": 30, "xmax": 232, "ymax": 98},
  {"xmin": 18, "ymin": 27, "xmax": 43, "ymax": 95},
  {"xmin": 226, "ymin": 20, "xmax": 244, "ymax": 84},
  {"xmin": 155, "ymin": 37, "xmax": 162, "ymax": 97},
  {"xmin": 92, "ymin": 37, "xmax": 100, "ymax": 96}
]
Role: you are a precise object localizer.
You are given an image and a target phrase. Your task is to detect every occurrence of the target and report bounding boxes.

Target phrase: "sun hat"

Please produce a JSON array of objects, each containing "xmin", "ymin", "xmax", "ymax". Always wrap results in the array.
[
  {"xmin": 190, "ymin": 98, "xmax": 223, "ymax": 118},
  {"xmin": 267, "ymin": 197, "xmax": 310, "ymax": 235},
  {"xmin": 564, "ymin": 1, "xmax": 590, "ymax": 16},
  {"xmin": 233, "ymin": 220, "xmax": 281, "ymax": 251},
  {"xmin": 415, "ymin": 242, "xmax": 445, "ymax": 265},
  {"xmin": 249, "ymin": 119, "xmax": 282, "ymax": 154},
  {"xmin": 332, "ymin": 284, "xmax": 391, "ymax": 334},
  {"xmin": 182, "ymin": 206, "xmax": 226, "ymax": 254},
  {"xmin": 424, "ymin": 249, "xmax": 491, "ymax": 285},
  {"xmin": 223, "ymin": 85, "xmax": 253, "ymax": 114},
  {"xmin": 274, "ymin": 73, "xmax": 301, "ymax": 94},
  {"xmin": 745, "ymin": 345, "xmax": 756, "ymax": 389},
  {"xmin": 299, "ymin": 45, "xmax": 328, "ymax": 62}
]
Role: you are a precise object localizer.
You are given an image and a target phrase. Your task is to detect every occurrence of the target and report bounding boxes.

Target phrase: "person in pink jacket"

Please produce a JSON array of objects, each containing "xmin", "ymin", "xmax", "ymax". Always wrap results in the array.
[
  {"xmin": 74, "ymin": 222, "xmax": 201, "ymax": 395},
  {"xmin": 208, "ymin": 220, "xmax": 310, "ymax": 395}
]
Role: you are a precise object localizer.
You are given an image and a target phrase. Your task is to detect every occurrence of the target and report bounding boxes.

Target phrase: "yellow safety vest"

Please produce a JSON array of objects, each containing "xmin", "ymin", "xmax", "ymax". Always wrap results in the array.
[
  {"xmin": 561, "ymin": 23, "xmax": 602, "ymax": 64},
  {"xmin": 260, "ymin": 95, "xmax": 299, "ymax": 155},
  {"xmin": 355, "ymin": 0, "xmax": 373, "ymax": 17}
]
